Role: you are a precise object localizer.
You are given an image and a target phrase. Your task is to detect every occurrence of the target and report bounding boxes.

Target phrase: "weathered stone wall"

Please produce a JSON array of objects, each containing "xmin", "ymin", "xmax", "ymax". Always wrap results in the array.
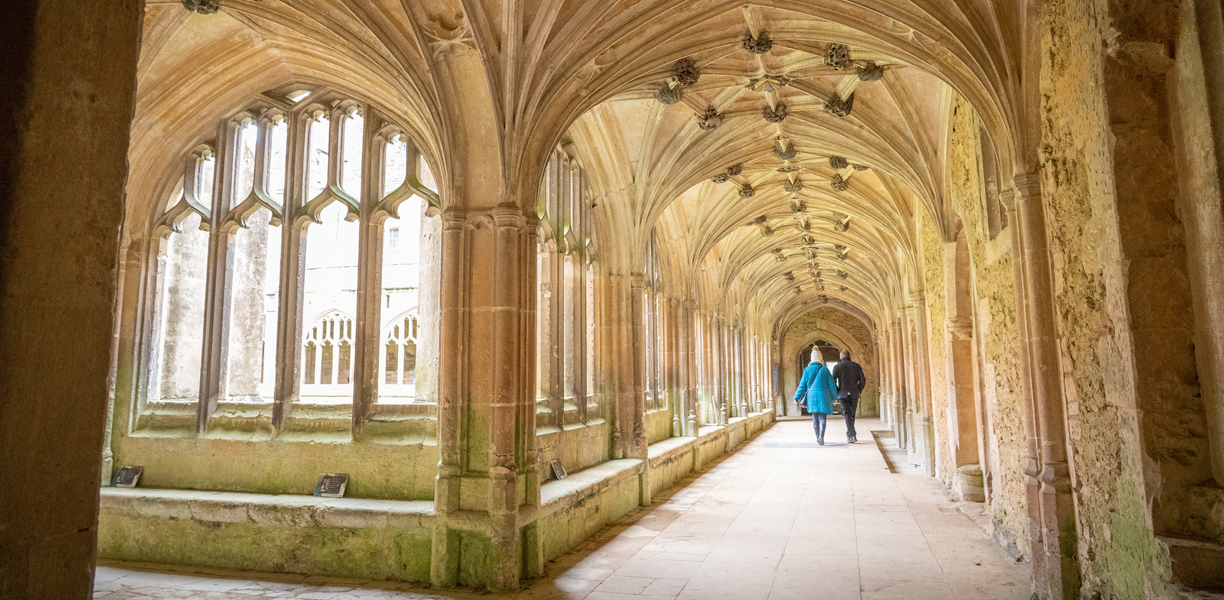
[
  {"xmin": 1039, "ymin": 1, "xmax": 1178, "ymax": 596},
  {"xmin": 918, "ymin": 209, "xmax": 953, "ymax": 485},
  {"xmin": 780, "ymin": 307, "xmax": 878, "ymax": 417},
  {"xmin": 947, "ymin": 96, "xmax": 1029, "ymax": 555}
]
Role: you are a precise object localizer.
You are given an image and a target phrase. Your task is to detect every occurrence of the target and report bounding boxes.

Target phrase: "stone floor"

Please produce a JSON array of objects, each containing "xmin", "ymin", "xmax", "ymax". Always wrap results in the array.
[{"xmin": 94, "ymin": 418, "xmax": 1030, "ymax": 600}]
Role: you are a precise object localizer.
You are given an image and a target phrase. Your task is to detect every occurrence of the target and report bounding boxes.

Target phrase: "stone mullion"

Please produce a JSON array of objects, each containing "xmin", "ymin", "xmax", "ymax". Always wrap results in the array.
[
  {"xmin": 714, "ymin": 318, "xmax": 724, "ymax": 421},
  {"xmin": 575, "ymin": 248, "xmax": 588, "ymax": 423},
  {"xmin": 609, "ymin": 274, "xmax": 627, "ymax": 458},
  {"xmin": 1015, "ymin": 173, "xmax": 1079, "ymax": 600},
  {"xmin": 736, "ymin": 326, "xmax": 747, "ymax": 417},
  {"xmin": 550, "ymin": 241, "xmax": 564, "ymax": 428},
  {"xmin": 681, "ymin": 300, "xmax": 696, "ymax": 436},
  {"xmin": 430, "ymin": 209, "xmax": 467, "ymax": 588},
  {"xmin": 199, "ymin": 118, "xmax": 243, "ymax": 431},
  {"xmin": 628, "ymin": 274, "xmax": 647, "ymax": 458},
  {"xmin": 714, "ymin": 320, "xmax": 722, "ymax": 419},
  {"xmin": 273, "ymin": 113, "xmax": 309, "ymax": 432},
  {"xmin": 351, "ymin": 114, "xmax": 383, "ymax": 434},
  {"xmin": 668, "ymin": 298, "xmax": 681, "ymax": 437}
]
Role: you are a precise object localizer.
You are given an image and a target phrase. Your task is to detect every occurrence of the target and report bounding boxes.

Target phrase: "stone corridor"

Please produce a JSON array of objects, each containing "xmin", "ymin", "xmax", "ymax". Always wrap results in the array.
[{"xmin": 93, "ymin": 419, "xmax": 1028, "ymax": 600}]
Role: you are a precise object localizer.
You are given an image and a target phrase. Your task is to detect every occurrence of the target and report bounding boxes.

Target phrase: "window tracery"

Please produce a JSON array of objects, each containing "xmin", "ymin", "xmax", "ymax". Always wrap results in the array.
[{"xmin": 140, "ymin": 87, "xmax": 439, "ymax": 432}]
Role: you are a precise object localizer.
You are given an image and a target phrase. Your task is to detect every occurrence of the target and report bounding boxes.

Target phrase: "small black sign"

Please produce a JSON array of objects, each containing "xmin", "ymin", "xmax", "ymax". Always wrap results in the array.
[
  {"xmin": 314, "ymin": 473, "xmax": 349, "ymax": 498},
  {"xmin": 112, "ymin": 466, "xmax": 143, "ymax": 488},
  {"xmin": 550, "ymin": 460, "xmax": 568, "ymax": 481}
]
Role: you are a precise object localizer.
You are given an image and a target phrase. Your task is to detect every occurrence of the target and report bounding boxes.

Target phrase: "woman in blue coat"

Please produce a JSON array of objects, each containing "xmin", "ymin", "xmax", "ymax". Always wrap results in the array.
[{"xmin": 793, "ymin": 349, "xmax": 839, "ymax": 445}]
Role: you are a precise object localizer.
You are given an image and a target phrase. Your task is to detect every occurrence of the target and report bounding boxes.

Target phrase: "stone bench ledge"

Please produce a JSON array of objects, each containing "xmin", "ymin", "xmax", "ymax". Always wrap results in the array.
[
  {"xmin": 99, "ymin": 487, "xmax": 434, "ymax": 529},
  {"xmin": 539, "ymin": 458, "xmax": 643, "ymax": 516}
]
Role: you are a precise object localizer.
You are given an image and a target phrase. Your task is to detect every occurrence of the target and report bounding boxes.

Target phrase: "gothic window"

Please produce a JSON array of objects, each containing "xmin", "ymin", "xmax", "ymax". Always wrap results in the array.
[
  {"xmin": 148, "ymin": 147, "xmax": 214, "ymax": 404},
  {"xmin": 376, "ymin": 134, "xmax": 438, "ymax": 405},
  {"xmin": 141, "ymin": 87, "xmax": 440, "ymax": 431},
  {"xmin": 225, "ymin": 114, "xmax": 285, "ymax": 403},
  {"xmin": 298, "ymin": 104, "xmax": 363, "ymax": 404},
  {"xmin": 536, "ymin": 144, "xmax": 599, "ymax": 430}
]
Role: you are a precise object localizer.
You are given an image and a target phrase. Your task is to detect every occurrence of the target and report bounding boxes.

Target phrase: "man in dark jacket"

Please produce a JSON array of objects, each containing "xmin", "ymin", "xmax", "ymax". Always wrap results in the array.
[{"xmin": 832, "ymin": 350, "xmax": 866, "ymax": 443}]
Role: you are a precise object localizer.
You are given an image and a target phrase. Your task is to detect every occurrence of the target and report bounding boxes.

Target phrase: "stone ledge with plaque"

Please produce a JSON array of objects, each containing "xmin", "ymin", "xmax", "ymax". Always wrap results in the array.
[
  {"xmin": 112, "ymin": 465, "xmax": 143, "ymax": 488},
  {"xmin": 314, "ymin": 473, "xmax": 349, "ymax": 498},
  {"xmin": 550, "ymin": 460, "xmax": 568, "ymax": 481}
]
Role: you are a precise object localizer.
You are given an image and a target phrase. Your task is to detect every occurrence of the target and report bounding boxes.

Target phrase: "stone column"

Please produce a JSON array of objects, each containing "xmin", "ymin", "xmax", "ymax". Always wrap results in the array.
[
  {"xmin": 892, "ymin": 317, "xmax": 908, "ymax": 447},
  {"xmin": 429, "ymin": 206, "xmax": 541, "ymax": 591},
  {"xmin": 1000, "ymin": 188, "xmax": 1045, "ymax": 590},
  {"xmin": 1014, "ymin": 173, "xmax": 1079, "ymax": 599},
  {"xmin": 886, "ymin": 325, "xmax": 895, "ymax": 423},
  {"xmin": 0, "ymin": 2, "xmax": 142, "ymax": 597},
  {"xmin": 909, "ymin": 292, "xmax": 937, "ymax": 477},
  {"xmin": 900, "ymin": 306, "xmax": 919, "ymax": 461}
]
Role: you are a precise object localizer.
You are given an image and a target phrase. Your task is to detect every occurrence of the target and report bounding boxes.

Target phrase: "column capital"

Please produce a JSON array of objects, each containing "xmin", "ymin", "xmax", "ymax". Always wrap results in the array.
[{"xmin": 1012, "ymin": 171, "xmax": 1042, "ymax": 204}]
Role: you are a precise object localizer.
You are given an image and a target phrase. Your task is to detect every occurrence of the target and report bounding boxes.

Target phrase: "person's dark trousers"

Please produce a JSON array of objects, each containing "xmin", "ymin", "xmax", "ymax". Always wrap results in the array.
[
  {"xmin": 812, "ymin": 412, "xmax": 827, "ymax": 438},
  {"xmin": 841, "ymin": 396, "xmax": 859, "ymax": 439}
]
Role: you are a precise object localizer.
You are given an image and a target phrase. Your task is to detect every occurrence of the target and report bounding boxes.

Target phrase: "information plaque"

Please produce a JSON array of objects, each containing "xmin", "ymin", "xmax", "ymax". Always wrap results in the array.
[
  {"xmin": 112, "ymin": 466, "xmax": 144, "ymax": 488},
  {"xmin": 314, "ymin": 473, "xmax": 349, "ymax": 498},
  {"xmin": 550, "ymin": 460, "xmax": 568, "ymax": 481}
]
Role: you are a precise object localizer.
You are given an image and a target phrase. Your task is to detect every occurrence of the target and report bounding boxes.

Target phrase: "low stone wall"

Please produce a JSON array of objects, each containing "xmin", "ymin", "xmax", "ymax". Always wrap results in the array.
[
  {"xmin": 97, "ymin": 489, "xmax": 435, "ymax": 581},
  {"xmin": 97, "ymin": 411, "xmax": 775, "ymax": 584}
]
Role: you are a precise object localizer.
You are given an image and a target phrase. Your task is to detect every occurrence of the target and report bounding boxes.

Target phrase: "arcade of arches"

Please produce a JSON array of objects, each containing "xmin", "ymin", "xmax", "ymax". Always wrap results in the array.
[{"xmin": 4, "ymin": 1, "xmax": 1224, "ymax": 599}]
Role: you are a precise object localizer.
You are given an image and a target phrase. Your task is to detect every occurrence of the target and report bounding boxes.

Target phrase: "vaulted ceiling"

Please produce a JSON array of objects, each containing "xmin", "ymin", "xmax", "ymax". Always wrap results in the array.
[{"xmin": 131, "ymin": 0, "xmax": 1032, "ymax": 339}]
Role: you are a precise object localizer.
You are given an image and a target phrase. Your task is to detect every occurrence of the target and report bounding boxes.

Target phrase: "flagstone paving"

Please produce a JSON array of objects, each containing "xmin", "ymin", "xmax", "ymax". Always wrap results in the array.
[{"xmin": 95, "ymin": 418, "xmax": 1029, "ymax": 600}]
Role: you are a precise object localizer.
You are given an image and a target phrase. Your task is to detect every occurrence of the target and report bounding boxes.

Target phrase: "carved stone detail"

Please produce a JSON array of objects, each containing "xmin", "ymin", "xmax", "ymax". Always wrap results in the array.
[
  {"xmin": 852, "ymin": 163, "xmax": 870, "ymax": 171},
  {"xmin": 726, "ymin": 163, "xmax": 743, "ymax": 176},
  {"xmin": 711, "ymin": 173, "xmax": 728, "ymax": 184},
  {"xmin": 697, "ymin": 106, "xmax": 723, "ymax": 130},
  {"xmin": 857, "ymin": 62, "xmax": 884, "ymax": 81},
  {"xmin": 674, "ymin": 58, "xmax": 700, "ymax": 87},
  {"xmin": 655, "ymin": 83, "xmax": 683, "ymax": 105},
  {"xmin": 830, "ymin": 174, "xmax": 850, "ymax": 191},
  {"xmin": 742, "ymin": 30, "xmax": 773, "ymax": 54},
  {"xmin": 828, "ymin": 156, "xmax": 849, "ymax": 170},
  {"xmin": 836, "ymin": 269, "xmax": 849, "ymax": 280},
  {"xmin": 763, "ymin": 103, "xmax": 789, "ymax": 123},
  {"xmin": 182, "ymin": 0, "xmax": 221, "ymax": 14},
  {"xmin": 773, "ymin": 143, "xmax": 797, "ymax": 161},
  {"xmin": 783, "ymin": 179, "xmax": 803, "ymax": 193},
  {"xmin": 791, "ymin": 200, "xmax": 808, "ymax": 213},
  {"xmin": 824, "ymin": 93, "xmax": 855, "ymax": 118},
  {"xmin": 777, "ymin": 165, "xmax": 799, "ymax": 173},
  {"xmin": 738, "ymin": 183, "xmax": 755, "ymax": 198},
  {"xmin": 825, "ymin": 43, "xmax": 851, "ymax": 69}
]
